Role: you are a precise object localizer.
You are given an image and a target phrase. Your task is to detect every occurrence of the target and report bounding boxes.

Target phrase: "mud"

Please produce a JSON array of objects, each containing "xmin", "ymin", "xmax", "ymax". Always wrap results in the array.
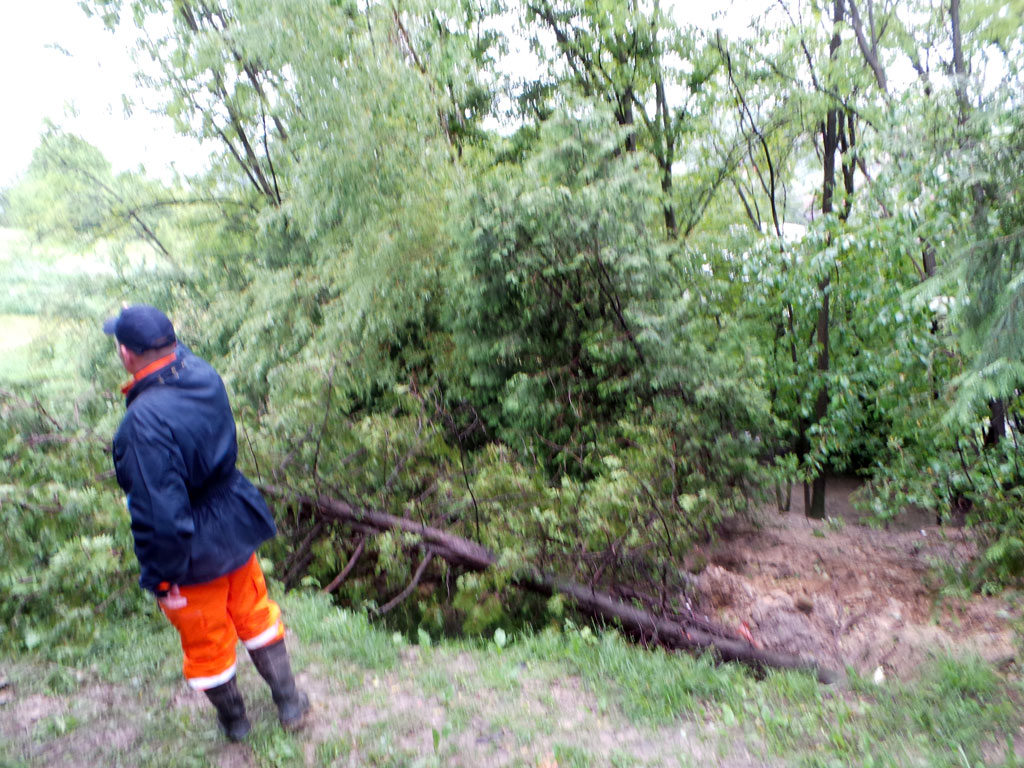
[{"xmin": 695, "ymin": 478, "xmax": 1018, "ymax": 679}]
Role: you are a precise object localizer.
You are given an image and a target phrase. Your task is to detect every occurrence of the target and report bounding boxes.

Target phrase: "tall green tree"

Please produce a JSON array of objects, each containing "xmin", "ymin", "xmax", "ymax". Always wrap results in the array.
[{"xmin": 521, "ymin": 0, "xmax": 724, "ymax": 238}]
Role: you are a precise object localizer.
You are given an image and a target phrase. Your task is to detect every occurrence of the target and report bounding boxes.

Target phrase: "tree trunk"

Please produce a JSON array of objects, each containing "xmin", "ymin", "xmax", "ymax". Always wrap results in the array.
[
  {"xmin": 261, "ymin": 485, "xmax": 838, "ymax": 683},
  {"xmin": 807, "ymin": 0, "xmax": 844, "ymax": 520},
  {"xmin": 985, "ymin": 399, "xmax": 1007, "ymax": 446},
  {"xmin": 951, "ymin": 0, "xmax": 970, "ymax": 123},
  {"xmin": 655, "ymin": 75, "xmax": 678, "ymax": 238}
]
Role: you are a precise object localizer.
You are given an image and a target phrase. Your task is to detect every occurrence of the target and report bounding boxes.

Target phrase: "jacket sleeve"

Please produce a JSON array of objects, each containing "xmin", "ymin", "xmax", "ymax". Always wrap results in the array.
[{"xmin": 114, "ymin": 412, "xmax": 194, "ymax": 591}]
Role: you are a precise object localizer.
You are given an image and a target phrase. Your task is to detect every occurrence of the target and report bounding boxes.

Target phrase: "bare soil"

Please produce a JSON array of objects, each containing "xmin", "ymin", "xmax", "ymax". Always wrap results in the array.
[{"xmin": 695, "ymin": 477, "xmax": 1018, "ymax": 679}]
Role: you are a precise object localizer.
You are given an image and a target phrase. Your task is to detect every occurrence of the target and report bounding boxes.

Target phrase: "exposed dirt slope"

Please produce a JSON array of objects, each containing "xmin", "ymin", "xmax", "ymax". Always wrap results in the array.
[{"xmin": 695, "ymin": 478, "xmax": 1017, "ymax": 679}]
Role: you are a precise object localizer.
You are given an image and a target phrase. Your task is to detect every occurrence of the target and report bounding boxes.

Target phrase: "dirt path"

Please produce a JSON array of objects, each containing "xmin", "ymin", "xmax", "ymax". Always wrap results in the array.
[{"xmin": 696, "ymin": 478, "xmax": 1018, "ymax": 679}]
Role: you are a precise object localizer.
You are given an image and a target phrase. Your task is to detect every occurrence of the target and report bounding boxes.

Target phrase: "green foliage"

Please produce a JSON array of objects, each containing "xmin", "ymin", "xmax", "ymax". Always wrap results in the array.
[
  {"xmin": 455, "ymin": 109, "xmax": 768, "ymax": 575},
  {"xmin": 458, "ymin": 109, "xmax": 663, "ymax": 453},
  {"xmin": 853, "ymin": 55, "xmax": 1024, "ymax": 586},
  {"xmin": 4, "ymin": 0, "xmax": 1024, "ymax": 664},
  {"xmin": 519, "ymin": 0, "xmax": 724, "ymax": 237},
  {"xmin": 8, "ymin": 126, "xmax": 116, "ymax": 241},
  {"xmin": 7, "ymin": 125, "xmax": 181, "ymax": 274},
  {"xmin": 947, "ymin": 107, "xmax": 1024, "ymax": 413},
  {"xmin": 0, "ymin": 385, "xmax": 146, "ymax": 655},
  {"xmin": 0, "ymin": 0, "xmax": 1024, "ymax": 765}
]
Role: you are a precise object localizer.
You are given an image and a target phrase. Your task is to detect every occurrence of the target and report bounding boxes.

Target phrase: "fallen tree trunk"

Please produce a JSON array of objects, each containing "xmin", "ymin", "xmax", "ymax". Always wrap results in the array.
[{"xmin": 261, "ymin": 485, "xmax": 839, "ymax": 683}]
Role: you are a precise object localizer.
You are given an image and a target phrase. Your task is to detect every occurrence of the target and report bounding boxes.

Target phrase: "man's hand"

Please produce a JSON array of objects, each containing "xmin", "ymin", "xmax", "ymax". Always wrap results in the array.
[{"xmin": 158, "ymin": 584, "xmax": 187, "ymax": 610}]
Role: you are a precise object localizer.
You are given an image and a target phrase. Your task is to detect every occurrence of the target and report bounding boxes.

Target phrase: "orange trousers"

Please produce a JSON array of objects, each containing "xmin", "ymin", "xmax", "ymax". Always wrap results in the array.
[{"xmin": 159, "ymin": 554, "xmax": 285, "ymax": 690}]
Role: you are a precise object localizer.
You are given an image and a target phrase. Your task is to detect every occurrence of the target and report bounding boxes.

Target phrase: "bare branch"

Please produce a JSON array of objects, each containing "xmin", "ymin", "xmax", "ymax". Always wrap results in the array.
[
  {"xmin": 847, "ymin": 0, "xmax": 889, "ymax": 95},
  {"xmin": 321, "ymin": 536, "xmax": 367, "ymax": 594},
  {"xmin": 377, "ymin": 551, "xmax": 435, "ymax": 615}
]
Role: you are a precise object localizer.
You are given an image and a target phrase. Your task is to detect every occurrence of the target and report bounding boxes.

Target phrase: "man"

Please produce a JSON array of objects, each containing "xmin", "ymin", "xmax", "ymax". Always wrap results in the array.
[{"xmin": 105, "ymin": 304, "xmax": 309, "ymax": 741}]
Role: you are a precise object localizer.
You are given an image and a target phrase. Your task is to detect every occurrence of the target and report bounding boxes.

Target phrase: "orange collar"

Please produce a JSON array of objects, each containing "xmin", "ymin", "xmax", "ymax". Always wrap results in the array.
[{"xmin": 121, "ymin": 351, "xmax": 179, "ymax": 395}]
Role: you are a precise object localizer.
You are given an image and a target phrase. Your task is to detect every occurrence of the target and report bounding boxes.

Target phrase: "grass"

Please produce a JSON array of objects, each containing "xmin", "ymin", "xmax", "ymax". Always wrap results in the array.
[
  {"xmin": 285, "ymin": 590, "xmax": 400, "ymax": 674},
  {"xmin": 510, "ymin": 624, "xmax": 752, "ymax": 723},
  {"xmin": 0, "ymin": 313, "xmax": 44, "ymax": 385},
  {"xmin": 506, "ymin": 622, "xmax": 1021, "ymax": 768},
  {"xmin": 2, "ymin": 587, "xmax": 1021, "ymax": 767},
  {"xmin": 0, "ymin": 313, "xmax": 41, "ymax": 354},
  {"xmin": 0, "ymin": 227, "xmax": 118, "ymax": 395}
]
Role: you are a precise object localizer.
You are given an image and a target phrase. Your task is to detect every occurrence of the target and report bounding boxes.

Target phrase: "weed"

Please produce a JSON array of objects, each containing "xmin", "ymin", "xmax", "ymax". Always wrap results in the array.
[
  {"xmin": 352, "ymin": 719, "xmax": 438, "ymax": 768},
  {"xmin": 76, "ymin": 609, "xmax": 181, "ymax": 686},
  {"xmin": 477, "ymin": 654, "xmax": 524, "ymax": 693},
  {"xmin": 134, "ymin": 741, "xmax": 210, "ymax": 768},
  {"xmin": 416, "ymin": 659, "xmax": 457, "ymax": 701},
  {"xmin": 316, "ymin": 735, "xmax": 354, "ymax": 764},
  {"xmin": 0, "ymin": 748, "xmax": 32, "ymax": 768},
  {"xmin": 250, "ymin": 724, "xmax": 304, "ymax": 768},
  {"xmin": 553, "ymin": 628, "xmax": 752, "ymax": 724},
  {"xmin": 825, "ymin": 516, "xmax": 846, "ymax": 532},
  {"xmin": 31, "ymin": 713, "xmax": 80, "ymax": 741},
  {"xmin": 553, "ymin": 743, "xmax": 595, "ymax": 767},
  {"xmin": 44, "ymin": 667, "xmax": 80, "ymax": 696},
  {"xmin": 284, "ymin": 590, "xmax": 399, "ymax": 672}
]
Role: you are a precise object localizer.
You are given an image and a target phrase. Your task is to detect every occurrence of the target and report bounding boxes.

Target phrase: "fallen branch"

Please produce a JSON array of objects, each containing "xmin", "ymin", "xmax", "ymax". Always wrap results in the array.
[
  {"xmin": 281, "ymin": 519, "xmax": 325, "ymax": 587},
  {"xmin": 377, "ymin": 551, "xmax": 434, "ymax": 616},
  {"xmin": 535, "ymin": 578, "xmax": 836, "ymax": 681},
  {"xmin": 261, "ymin": 485, "xmax": 838, "ymax": 683},
  {"xmin": 322, "ymin": 536, "xmax": 366, "ymax": 595}
]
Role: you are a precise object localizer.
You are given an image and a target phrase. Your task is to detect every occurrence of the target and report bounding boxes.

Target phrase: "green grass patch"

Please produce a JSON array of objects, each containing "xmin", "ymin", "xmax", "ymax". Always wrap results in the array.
[
  {"xmin": 31, "ymin": 713, "xmax": 81, "ymax": 742},
  {"xmin": 553, "ymin": 742, "xmax": 597, "ymax": 767},
  {"xmin": 2, "ymin": 591, "xmax": 1021, "ymax": 767},
  {"xmin": 283, "ymin": 589, "xmax": 401, "ymax": 672},
  {"xmin": 509, "ymin": 624, "xmax": 1021, "ymax": 767},
  {"xmin": 249, "ymin": 723, "xmax": 306, "ymax": 768},
  {"xmin": 72, "ymin": 606, "xmax": 184, "ymax": 685},
  {"xmin": 0, "ymin": 313, "xmax": 43, "ymax": 385},
  {"xmin": 513, "ymin": 625, "xmax": 753, "ymax": 723}
]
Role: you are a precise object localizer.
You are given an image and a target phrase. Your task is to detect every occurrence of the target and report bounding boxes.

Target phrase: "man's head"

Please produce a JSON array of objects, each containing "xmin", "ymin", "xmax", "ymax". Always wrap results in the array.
[{"xmin": 103, "ymin": 304, "xmax": 177, "ymax": 374}]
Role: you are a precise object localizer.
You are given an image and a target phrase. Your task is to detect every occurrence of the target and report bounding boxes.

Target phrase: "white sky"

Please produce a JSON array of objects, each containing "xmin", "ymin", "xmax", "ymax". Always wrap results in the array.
[
  {"xmin": 0, "ymin": 0, "xmax": 764, "ymax": 190},
  {"xmin": 0, "ymin": 0, "xmax": 204, "ymax": 188}
]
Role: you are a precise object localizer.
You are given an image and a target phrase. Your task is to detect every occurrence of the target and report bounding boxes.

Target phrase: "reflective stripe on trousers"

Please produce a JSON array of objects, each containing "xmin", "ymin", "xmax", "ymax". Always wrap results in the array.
[{"xmin": 158, "ymin": 553, "xmax": 285, "ymax": 690}]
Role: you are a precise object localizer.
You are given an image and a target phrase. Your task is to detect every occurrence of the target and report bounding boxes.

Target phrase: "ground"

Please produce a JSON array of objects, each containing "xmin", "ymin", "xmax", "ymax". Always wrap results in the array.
[
  {"xmin": 1, "ymin": 481, "xmax": 1020, "ymax": 767},
  {"xmin": 0, "ymin": 636, "xmax": 763, "ymax": 768},
  {"xmin": 696, "ymin": 477, "xmax": 1018, "ymax": 681}
]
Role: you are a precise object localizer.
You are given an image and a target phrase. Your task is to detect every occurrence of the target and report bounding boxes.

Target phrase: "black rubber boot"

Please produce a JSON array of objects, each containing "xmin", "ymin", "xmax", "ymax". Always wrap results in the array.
[
  {"xmin": 249, "ymin": 639, "xmax": 310, "ymax": 729},
  {"xmin": 203, "ymin": 677, "xmax": 251, "ymax": 742}
]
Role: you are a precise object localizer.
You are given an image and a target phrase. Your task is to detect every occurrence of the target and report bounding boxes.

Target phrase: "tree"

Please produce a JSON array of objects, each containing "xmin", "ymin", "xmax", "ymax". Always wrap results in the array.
[
  {"xmin": 83, "ymin": 0, "xmax": 291, "ymax": 206},
  {"xmin": 454, "ymin": 107, "xmax": 770, "ymax": 584},
  {"xmin": 8, "ymin": 125, "xmax": 180, "ymax": 269},
  {"xmin": 521, "ymin": 0, "xmax": 724, "ymax": 238},
  {"xmin": 715, "ymin": 0, "xmax": 871, "ymax": 518}
]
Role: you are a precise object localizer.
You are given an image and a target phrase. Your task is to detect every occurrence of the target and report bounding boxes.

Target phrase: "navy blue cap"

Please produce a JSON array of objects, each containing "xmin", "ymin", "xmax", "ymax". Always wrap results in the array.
[{"xmin": 102, "ymin": 305, "xmax": 176, "ymax": 353}]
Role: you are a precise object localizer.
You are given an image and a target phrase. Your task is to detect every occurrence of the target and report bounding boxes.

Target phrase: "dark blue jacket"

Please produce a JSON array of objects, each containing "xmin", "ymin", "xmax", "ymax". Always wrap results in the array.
[{"xmin": 112, "ymin": 346, "xmax": 276, "ymax": 592}]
